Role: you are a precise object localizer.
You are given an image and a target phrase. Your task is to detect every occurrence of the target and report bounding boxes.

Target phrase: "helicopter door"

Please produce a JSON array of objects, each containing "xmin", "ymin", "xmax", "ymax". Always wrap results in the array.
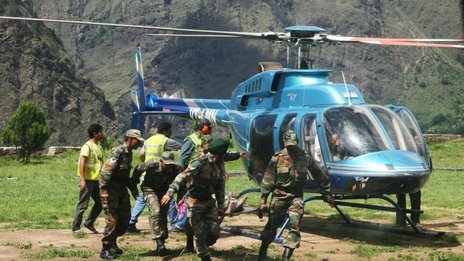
[
  {"xmin": 301, "ymin": 114, "xmax": 330, "ymax": 186},
  {"xmin": 250, "ymin": 114, "xmax": 278, "ymax": 180}
]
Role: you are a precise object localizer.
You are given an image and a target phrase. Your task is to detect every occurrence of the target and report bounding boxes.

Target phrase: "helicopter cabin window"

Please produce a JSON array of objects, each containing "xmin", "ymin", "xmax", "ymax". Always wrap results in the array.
[
  {"xmin": 323, "ymin": 106, "xmax": 389, "ymax": 160},
  {"xmin": 279, "ymin": 113, "xmax": 297, "ymax": 149},
  {"xmin": 250, "ymin": 114, "xmax": 277, "ymax": 178},
  {"xmin": 369, "ymin": 106, "xmax": 417, "ymax": 153}
]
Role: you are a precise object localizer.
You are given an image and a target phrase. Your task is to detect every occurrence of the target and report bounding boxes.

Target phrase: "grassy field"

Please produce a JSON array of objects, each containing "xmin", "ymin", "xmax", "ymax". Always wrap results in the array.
[{"xmin": 0, "ymin": 140, "xmax": 463, "ymax": 260}]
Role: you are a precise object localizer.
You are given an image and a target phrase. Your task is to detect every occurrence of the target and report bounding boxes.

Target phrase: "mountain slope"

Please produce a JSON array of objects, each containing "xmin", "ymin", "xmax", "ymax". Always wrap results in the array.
[{"xmin": 0, "ymin": 1, "xmax": 118, "ymax": 146}]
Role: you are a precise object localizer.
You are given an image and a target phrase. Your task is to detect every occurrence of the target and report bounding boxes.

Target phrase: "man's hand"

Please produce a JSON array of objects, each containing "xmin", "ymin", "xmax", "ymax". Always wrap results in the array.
[
  {"xmin": 161, "ymin": 193, "xmax": 171, "ymax": 206},
  {"xmin": 100, "ymin": 192, "xmax": 109, "ymax": 204},
  {"xmin": 80, "ymin": 179, "xmax": 87, "ymax": 191},
  {"xmin": 257, "ymin": 202, "xmax": 266, "ymax": 219}
]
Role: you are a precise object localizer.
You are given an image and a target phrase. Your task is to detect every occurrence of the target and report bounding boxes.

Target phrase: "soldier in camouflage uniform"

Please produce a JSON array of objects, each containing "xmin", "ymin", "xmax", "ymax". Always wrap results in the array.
[
  {"xmin": 257, "ymin": 130, "xmax": 308, "ymax": 261},
  {"xmin": 131, "ymin": 151, "xmax": 183, "ymax": 256},
  {"xmin": 99, "ymin": 129, "xmax": 144, "ymax": 260},
  {"xmin": 161, "ymin": 137, "xmax": 229, "ymax": 261}
]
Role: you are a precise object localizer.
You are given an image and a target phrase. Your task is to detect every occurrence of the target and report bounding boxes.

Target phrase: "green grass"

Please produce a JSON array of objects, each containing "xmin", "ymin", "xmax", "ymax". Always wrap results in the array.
[
  {"xmin": 0, "ymin": 139, "xmax": 463, "ymax": 233},
  {"xmin": 24, "ymin": 246, "xmax": 93, "ymax": 259}
]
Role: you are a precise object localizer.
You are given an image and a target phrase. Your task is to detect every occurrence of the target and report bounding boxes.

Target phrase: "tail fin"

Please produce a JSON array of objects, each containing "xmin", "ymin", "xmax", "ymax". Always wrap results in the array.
[
  {"xmin": 130, "ymin": 44, "xmax": 232, "ymax": 130},
  {"xmin": 130, "ymin": 43, "xmax": 150, "ymax": 132}
]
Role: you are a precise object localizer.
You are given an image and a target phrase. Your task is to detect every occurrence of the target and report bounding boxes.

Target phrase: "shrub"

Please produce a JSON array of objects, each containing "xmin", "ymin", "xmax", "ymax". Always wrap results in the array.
[{"xmin": 1, "ymin": 101, "xmax": 50, "ymax": 163}]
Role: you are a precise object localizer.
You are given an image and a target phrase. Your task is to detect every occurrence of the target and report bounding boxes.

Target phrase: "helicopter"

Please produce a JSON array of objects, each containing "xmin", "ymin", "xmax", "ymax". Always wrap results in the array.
[{"xmin": 1, "ymin": 15, "xmax": 463, "ymax": 235}]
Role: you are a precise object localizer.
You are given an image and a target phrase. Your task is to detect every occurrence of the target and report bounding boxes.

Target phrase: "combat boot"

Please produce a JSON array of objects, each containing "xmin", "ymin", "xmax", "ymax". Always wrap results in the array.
[
  {"xmin": 200, "ymin": 254, "xmax": 212, "ymax": 261},
  {"xmin": 100, "ymin": 244, "xmax": 117, "ymax": 260},
  {"xmin": 156, "ymin": 238, "xmax": 168, "ymax": 256},
  {"xmin": 258, "ymin": 243, "xmax": 268, "ymax": 261},
  {"xmin": 109, "ymin": 243, "xmax": 123, "ymax": 256},
  {"xmin": 127, "ymin": 224, "xmax": 140, "ymax": 234},
  {"xmin": 282, "ymin": 247, "xmax": 294, "ymax": 261}
]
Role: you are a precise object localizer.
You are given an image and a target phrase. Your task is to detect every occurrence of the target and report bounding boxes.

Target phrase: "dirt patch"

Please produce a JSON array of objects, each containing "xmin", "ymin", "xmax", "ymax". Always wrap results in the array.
[{"xmin": 0, "ymin": 214, "xmax": 462, "ymax": 260}]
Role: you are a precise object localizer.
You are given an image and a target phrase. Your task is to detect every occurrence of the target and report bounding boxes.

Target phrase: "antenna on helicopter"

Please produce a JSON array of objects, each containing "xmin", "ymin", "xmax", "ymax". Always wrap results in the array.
[{"xmin": 342, "ymin": 71, "xmax": 352, "ymax": 105}]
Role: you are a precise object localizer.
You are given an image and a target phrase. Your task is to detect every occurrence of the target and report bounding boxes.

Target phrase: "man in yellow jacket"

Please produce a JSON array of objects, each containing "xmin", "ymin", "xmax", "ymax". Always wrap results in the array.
[
  {"xmin": 72, "ymin": 124, "xmax": 104, "ymax": 233},
  {"xmin": 128, "ymin": 122, "xmax": 182, "ymax": 233}
]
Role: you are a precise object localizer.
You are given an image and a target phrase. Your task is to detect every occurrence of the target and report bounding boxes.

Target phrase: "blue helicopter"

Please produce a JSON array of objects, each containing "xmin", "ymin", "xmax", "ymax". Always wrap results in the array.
[{"xmin": 2, "ymin": 16, "xmax": 462, "ymax": 235}]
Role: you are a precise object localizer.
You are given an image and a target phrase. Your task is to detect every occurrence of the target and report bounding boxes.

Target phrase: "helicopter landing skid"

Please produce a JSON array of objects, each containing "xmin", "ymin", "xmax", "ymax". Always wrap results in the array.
[{"xmin": 303, "ymin": 195, "xmax": 445, "ymax": 238}]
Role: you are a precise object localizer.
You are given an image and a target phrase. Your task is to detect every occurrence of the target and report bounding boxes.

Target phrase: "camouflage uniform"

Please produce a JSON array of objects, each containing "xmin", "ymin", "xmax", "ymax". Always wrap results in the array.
[
  {"xmin": 167, "ymin": 153, "xmax": 224, "ymax": 259},
  {"xmin": 132, "ymin": 155, "xmax": 183, "ymax": 241},
  {"xmin": 99, "ymin": 145, "xmax": 134, "ymax": 248},
  {"xmin": 259, "ymin": 132, "xmax": 308, "ymax": 250}
]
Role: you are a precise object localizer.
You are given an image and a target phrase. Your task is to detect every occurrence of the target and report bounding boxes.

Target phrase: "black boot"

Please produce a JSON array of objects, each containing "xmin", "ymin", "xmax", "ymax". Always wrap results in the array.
[
  {"xmin": 156, "ymin": 239, "xmax": 168, "ymax": 256},
  {"xmin": 258, "ymin": 243, "xmax": 268, "ymax": 261},
  {"xmin": 127, "ymin": 224, "xmax": 141, "ymax": 234},
  {"xmin": 100, "ymin": 244, "xmax": 118, "ymax": 260},
  {"xmin": 282, "ymin": 247, "xmax": 294, "ymax": 261},
  {"xmin": 109, "ymin": 243, "xmax": 123, "ymax": 256},
  {"xmin": 200, "ymin": 254, "xmax": 212, "ymax": 261}
]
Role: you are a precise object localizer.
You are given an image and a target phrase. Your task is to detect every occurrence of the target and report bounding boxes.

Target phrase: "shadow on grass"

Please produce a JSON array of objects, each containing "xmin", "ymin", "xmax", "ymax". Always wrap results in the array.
[{"xmin": 299, "ymin": 215, "xmax": 463, "ymax": 248}]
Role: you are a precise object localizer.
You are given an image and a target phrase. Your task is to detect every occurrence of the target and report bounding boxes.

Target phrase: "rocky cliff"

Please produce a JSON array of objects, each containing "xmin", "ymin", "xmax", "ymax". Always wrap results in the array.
[{"xmin": 0, "ymin": 1, "xmax": 118, "ymax": 146}]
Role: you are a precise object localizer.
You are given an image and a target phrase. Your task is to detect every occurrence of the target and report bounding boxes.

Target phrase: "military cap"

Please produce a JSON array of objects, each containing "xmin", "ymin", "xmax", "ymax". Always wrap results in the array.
[
  {"xmin": 125, "ymin": 129, "xmax": 145, "ymax": 142},
  {"xmin": 283, "ymin": 130, "xmax": 298, "ymax": 146},
  {"xmin": 161, "ymin": 151, "xmax": 176, "ymax": 165},
  {"xmin": 208, "ymin": 138, "xmax": 230, "ymax": 155}
]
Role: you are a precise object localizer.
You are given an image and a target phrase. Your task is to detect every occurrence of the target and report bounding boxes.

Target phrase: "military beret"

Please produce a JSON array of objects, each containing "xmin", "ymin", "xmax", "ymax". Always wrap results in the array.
[{"xmin": 208, "ymin": 138, "xmax": 230, "ymax": 155}]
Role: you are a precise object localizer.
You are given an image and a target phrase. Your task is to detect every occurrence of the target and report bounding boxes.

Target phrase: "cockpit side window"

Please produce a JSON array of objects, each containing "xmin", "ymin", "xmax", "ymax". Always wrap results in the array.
[
  {"xmin": 370, "ymin": 106, "xmax": 416, "ymax": 153},
  {"xmin": 301, "ymin": 114, "xmax": 323, "ymax": 167},
  {"xmin": 301, "ymin": 114, "xmax": 329, "ymax": 186}
]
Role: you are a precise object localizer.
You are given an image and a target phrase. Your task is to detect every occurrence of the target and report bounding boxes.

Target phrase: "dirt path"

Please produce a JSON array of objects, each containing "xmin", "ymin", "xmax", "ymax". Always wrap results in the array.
[{"xmin": 0, "ymin": 214, "xmax": 463, "ymax": 260}]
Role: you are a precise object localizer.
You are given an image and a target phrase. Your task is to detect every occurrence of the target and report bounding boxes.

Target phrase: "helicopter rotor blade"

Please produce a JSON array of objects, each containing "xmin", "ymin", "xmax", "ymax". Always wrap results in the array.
[
  {"xmin": 145, "ymin": 33, "xmax": 243, "ymax": 38},
  {"xmin": 0, "ymin": 15, "xmax": 283, "ymax": 40},
  {"xmin": 2, "ymin": 15, "xmax": 463, "ymax": 48},
  {"xmin": 326, "ymin": 35, "xmax": 464, "ymax": 48}
]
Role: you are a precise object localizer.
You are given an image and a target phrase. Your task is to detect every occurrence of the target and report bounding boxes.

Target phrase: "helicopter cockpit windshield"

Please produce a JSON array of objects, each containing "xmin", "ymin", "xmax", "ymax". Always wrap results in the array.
[
  {"xmin": 322, "ymin": 105, "xmax": 428, "ymax": 162},
  {"xmin": 323, "ymin": 106, "xmax": 390, "ymax": 161}
]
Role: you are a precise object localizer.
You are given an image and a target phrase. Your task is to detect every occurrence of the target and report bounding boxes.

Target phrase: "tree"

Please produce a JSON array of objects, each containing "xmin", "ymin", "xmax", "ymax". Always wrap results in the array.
[{"xmin": 1, "ymin": 101, "xmax": 50, "ymax": 163}]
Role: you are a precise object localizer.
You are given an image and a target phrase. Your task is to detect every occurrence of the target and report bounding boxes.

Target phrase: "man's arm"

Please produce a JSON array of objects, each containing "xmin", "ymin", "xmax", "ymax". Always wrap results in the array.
[
  {"xmin": 161, "ymin": 169, "xmax": 189, "ymax": 206},
  {"xmin": 165, "ymin": 138, "xmax": 182, "ymax": 151},
  {"xmin": 99, "ymin": 146, "xmax": 123, "ymax": 202},
  {"xmin": 78, "ymin": 155, "xmax": 88, "ymax": 190},
  {"xmin": 78, "ymin": 144, "xmax": 91, "ymax": 191},
  {"xmin": 178, "ymin": 139, "xmax": 195, "ymax": 169}
]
